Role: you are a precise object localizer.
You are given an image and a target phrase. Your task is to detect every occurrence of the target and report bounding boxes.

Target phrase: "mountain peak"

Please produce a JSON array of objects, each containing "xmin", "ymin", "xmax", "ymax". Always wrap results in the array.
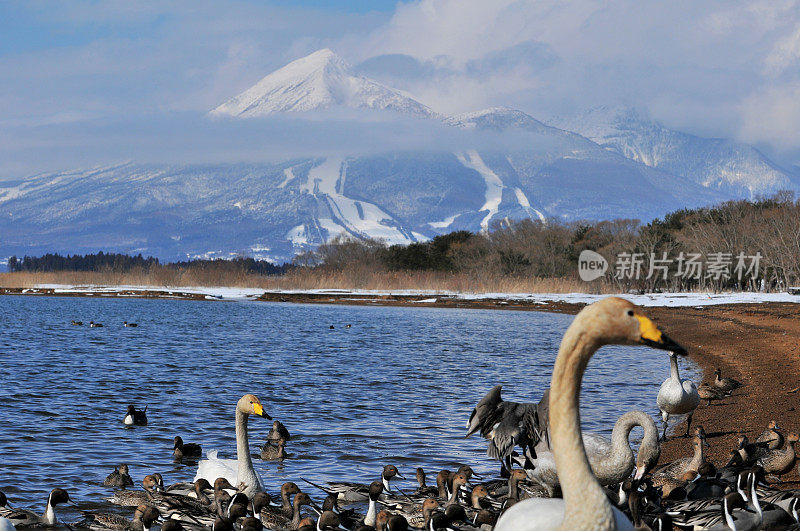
[{"xmin": 209, "ymin": 49, "xmax": 436, "ymax": 118}]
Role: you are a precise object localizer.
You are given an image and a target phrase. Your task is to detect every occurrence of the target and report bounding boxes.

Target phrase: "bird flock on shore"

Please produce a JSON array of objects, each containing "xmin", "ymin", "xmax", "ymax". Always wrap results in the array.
[{"xmin": 2, "ymin": 297, "xmax": 800, "ymax": 530}]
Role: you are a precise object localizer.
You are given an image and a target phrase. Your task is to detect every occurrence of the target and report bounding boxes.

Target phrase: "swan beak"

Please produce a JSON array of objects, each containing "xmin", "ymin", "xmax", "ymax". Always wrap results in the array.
[
  {"xmin": 636, "ymin": 315, "xmax": 687, "ymax": 355},
  {"xmin": 252, "ymin": 403, "xmax": 271, "ymax": 419}
]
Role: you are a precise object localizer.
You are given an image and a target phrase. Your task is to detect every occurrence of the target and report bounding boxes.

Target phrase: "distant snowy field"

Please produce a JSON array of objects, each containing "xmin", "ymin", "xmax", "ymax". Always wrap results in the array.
[{"xmin": 30, "ymin": 284, "xmax": 800, "ymax": 306}]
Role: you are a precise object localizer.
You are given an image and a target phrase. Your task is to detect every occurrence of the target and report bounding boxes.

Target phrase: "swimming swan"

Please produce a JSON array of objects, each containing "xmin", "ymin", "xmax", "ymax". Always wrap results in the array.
[
  {"xmin": 495, "ymin": 297, "xmax": 687, "ymax": 531},
  {"xmin": 656, "ymin": 350, "xmax": 700, "ymax": 439},
  {"xmin": 194, "ymin": 394, "xmax": 272, "ymax": 497}
]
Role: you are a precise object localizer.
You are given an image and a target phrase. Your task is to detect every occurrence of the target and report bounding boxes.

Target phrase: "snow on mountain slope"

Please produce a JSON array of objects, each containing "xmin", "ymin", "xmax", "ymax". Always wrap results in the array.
[
  {"xmin": 551, "ymin": 107, "xmax": 797, "ymax": 198},
  {"xmin": 289, "ymin": 157, "xmax": 423, "ymax": 249},
  {"xmin": 456, "ymin": 150, "xmax": 504, "ymax": 230},
  {"xmin": 210, "ymin": 49, "xmax": 436, "ymax": 118}
]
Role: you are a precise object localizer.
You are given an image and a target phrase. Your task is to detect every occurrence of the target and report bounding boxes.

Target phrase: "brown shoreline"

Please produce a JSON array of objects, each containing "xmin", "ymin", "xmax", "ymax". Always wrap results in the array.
[{"xmin": 5, "ymin": 286, "xmax": 799, "ymax": 483}]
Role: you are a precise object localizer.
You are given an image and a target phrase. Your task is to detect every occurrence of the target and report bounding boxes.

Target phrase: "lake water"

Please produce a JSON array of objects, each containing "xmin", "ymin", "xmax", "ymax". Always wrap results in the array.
[{"xmin": 0, "ymin": 295, "xmax": 697, "ymax": 524}]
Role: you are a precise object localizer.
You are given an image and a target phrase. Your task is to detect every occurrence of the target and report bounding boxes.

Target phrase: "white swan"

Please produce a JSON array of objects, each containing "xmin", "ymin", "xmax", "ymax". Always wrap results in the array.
[
  {"xmin": 656, "ymin": 350, "xmax": 699, "ymax": 439},
  {"xmin": 194, "ymin": 394, "xmax": 271, "ymax": 497},
  {"xmin": 495, "ymin": 297, "xmax": 687, "ymax": 530},
  {"xmin": 525, "ymin": 410, "xmax": 660, "ymax": 489}
]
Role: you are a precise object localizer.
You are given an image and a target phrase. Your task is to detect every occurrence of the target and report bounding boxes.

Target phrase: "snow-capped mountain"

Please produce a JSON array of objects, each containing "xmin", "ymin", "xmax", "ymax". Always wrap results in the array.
[
  {"xmin": 2, "ymin": 52, "xmax": 798, "ymax": 263},
  {"xmin": 210, "ymin": 49, "xmax": 437, "ymax": 118},
  {"xmin": 551, "ymin": 107, "xmax": 796, "ymax": 198}
]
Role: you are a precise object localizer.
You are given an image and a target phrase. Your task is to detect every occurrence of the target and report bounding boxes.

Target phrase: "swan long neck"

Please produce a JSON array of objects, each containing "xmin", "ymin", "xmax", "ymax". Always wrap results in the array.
[
  {"xmin": 669, "ymin": 355, "xmax": 681, "ymax": 381},
  {"xmin": 610, "ymin": 412, "xmax": 640, "ymax": 460},
  {"xmin": 550, "ymin": 325, "xmax": 615, "ymax": 530},
  {"xmin": 235, "ymin": 408, "xmax": 255, "ymax": 485}
]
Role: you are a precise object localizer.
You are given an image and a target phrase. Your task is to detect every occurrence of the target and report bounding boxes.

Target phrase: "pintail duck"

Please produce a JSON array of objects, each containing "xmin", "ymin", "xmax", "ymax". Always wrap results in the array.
[
  {"xmin": 104, "ymin": 464, "xmax": 134, "ymax": 488},
  {"xmin": 308, "ymin": 465, "xmax": 405, "ymax": 502},
  {"xmin": 403, "ymin": 497, "xmax": 439, "ymax": 529},
  {"xmin": 738, "ymin": 434, "xmax": 772, "ymax": 464},
  {"xmin": 123, "ymin": 322, "xmax": 138, "ymax": 327},
  {"xmin": 267, "ymin": 493, "xmax": 319, "ymax": 531},
  {"xmin": 257, "ymin": 482, "xmax": 300, "ymax": 520},
  {"xmin": 107, "ymin": 474, "xmax": 165, "ymax": 506},
  {"xmin": 123, "ymin": 405, "xmax": 147, "ymax": 426},
  {"xmin": 0, "ymin": 488, "xmax": 73, "ymax": 528},
  {"xmin": 755, "ymin": 420, "xmax": 784, "ymax": 450},
  {"xmin": 495, "ymin": 298, "xmax": 686, "ymax": 531},
  {"xmin": 173, "ymin": 436, "xmax": 202, "ymax": 461},
  {"xmin": 89, "ymin": 321, "xmax": 104, "ymax": 328},
  {"xmin": 757, "ymin": 431, "xmax": 799, "ymax": 479},
  {"xmin": 697, "ymin": 383, "xmax": 729, "ymax": 406},
  {"xmin": 267, "ymin": 420, "xmax": 291, "ymax": 443},
  {"xmin": 194, "ymin": 394, "xmax": 272, "ymax": 498},
  {"xmin": 239, "ymin": 516, "xmax": 262, "ymax": 531},
  {"xmin": 260, "ymin": 437, "xmax": 287, "ymax": 460},
  {"xmin": 362, "ymin": 482, "xmax": 383, "ymax": 528},
  {"xmin": 467, "ymin": 385, "xmax": 549, "ymax": 476},
  {"xmin": 315, "ymin": 511, "xmax": 343, "ymax": 531},
  {"xmin": 412, "ymin": 468, "xmax": 438, "ymax": 498},
  {"xmin": 653, "ymin": 431, "xmax": 710, "ymax": 480},
  {"xmin": 656, "ymin": 350, "xmax": 699, "ymax": 440},
  {"xmin": 76, "ymin": 503, "xmax": 160, "ymax": 531},
  {"xmin": 148, "ymin": 480, "xmax": 215, "ymax": 526},
  {"xmin": 71, "ymin": 320, "xmax": 83, "ymax": 326},
  {"xmin": 713, "ymin": 368, "xmax": 742, "ymax": 392},
  {"xmin": 444, "ymin": 472, "xmax": 471, "ymax": 507}
]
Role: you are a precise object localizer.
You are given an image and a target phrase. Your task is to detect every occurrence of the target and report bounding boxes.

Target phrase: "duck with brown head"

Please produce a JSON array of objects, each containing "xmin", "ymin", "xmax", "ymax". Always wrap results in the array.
[
  {"xmin": 194, "ymin": 394, "xmax": 272, "ymax": 498},
  {"xmin": 494, "ymin": 297, "xmax": 687, "ymax": 531}
]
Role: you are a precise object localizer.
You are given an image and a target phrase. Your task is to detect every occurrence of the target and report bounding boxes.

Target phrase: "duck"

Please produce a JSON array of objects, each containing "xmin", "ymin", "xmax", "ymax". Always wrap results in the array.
[
  {"xmin": 754, "ymin": 420, "xmax": 784, "ymax": 450},
  {"xmin": 89, "ymin": 321, "xmax": 104, "ymax": 328},
  {"xmin": 260, "ymin": 437, "xmax": 287, "ymax": 460},
  {"xmin": 362, "ymin": 482, "xmax": 384, "ymax": 528},
  {"xmin": 652, "ymin": 431, "xmax": 710, "ymax": 480},
  {"xmin": 413, "ymin": 468, "xmax": 438, "ymax": 498},
  {"xmin": 656, "ymin": 350, "xmax": 699, "ymax": 440},
  {"xmin": 261, "ymin": 482, "xmax": 301, "ymax": 520},
  {"xmin": 194, "ymin": 394, "xmax": 271, "ymax": 497},
  {"xmin": 262, "ymin": 493, "xmax": 318, "ymax": 531},
  {"xmin": 104, "ymin": 465, "xmax": 134, "ymax": 488},
  {"xmin": 713, "ymin": 368, "xmax": 742, "ymax": 392},
  {"xmin": 445, "ymin": 472, "xmax": 471, "ymax": 507},
  {"xmin": 266, "ymin": 420, "xmax": 291, "ymax": 443},
  {"xmin": 697, "ymin": 383, "xmax": 729, "ymax": 406},
  {"xmin": 524, "ymin": 410, "xmax": 660, "ymax": 489},
  {"xmin": 71, "ymin": 320, "xmax": 83, "ymax": 326},
  {"xmin": 757, "ymin": 431, "xmax": 799, "ymax": 479},
  {"xmin": 107, "ymin": 474, "xmax": 165, "ymax": 506},
  {"xmin": 173, "ymin": 436, "xmax": 202, "ymax": 461},
  {"xmin": 123, "ymin": 405, "xmax": 147, "ymax": 426},
  {"xmin": 1, "ymin": 489, "xmax": 73, "ymax": 528},
  {"xmin": 123, "ymin": 322, "xmax": 138, "ymax": 327},
  {"xmin": 308, "ymin": 465, "xmax": 405, "ymax": 502},
  {"xmin": 466, "ymin": 385, "xmax": 549, "ymax": 476},
  {"xmin": 146, "ymin": 480, "xmax": 216, "ymax": 526},
  {"xmin": 494, "ymin": 297, "xmax": 686, "ymax": 530},
  {"xmin": 75, "ymin": 504, "xmax": 159, "ymax": 531},
  {"xmin": 738, "ymin": 434, "xmax": 771, "ymax": 464}
]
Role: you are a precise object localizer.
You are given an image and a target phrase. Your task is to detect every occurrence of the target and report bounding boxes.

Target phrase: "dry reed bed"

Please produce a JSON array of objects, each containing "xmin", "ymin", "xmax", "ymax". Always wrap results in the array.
[{"xmin": 0, "ymin": 270, "xmax": 611, "ymax": 294}]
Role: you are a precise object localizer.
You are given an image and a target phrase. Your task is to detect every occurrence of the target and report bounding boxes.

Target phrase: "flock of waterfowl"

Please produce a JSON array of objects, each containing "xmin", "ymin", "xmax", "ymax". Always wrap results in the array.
[{"xmin": 3, "ymin": 297, "xmax": 799, "ymax": 530}]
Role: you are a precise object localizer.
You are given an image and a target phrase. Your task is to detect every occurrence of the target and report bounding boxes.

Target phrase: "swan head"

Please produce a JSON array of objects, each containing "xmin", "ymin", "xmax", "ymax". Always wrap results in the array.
[
  {"xmin": 237, "ymin": 394, "xmax": 271, "ymax": 419},
  {"xmin": 579, "ymin": 297, "xmax": 686, "ymax": 355}
]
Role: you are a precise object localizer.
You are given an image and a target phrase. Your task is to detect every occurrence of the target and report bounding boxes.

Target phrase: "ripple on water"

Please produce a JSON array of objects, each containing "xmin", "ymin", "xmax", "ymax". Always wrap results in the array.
[{"xmin": 0, "ymin": 295, "xmax": 698, "ymax": 526}]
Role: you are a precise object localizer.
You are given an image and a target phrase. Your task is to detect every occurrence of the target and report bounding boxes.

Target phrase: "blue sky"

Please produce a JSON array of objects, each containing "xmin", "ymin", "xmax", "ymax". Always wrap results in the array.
[{"xmin": 1, "ymin": 0, "xmax": 799, "ymax": 176}]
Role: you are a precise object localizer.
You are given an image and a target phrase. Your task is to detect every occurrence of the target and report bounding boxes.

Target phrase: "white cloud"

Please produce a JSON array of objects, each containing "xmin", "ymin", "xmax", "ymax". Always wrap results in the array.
[{"xmin": 353, "ymin": 0, "xmax": 800, "ymax": 159}]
